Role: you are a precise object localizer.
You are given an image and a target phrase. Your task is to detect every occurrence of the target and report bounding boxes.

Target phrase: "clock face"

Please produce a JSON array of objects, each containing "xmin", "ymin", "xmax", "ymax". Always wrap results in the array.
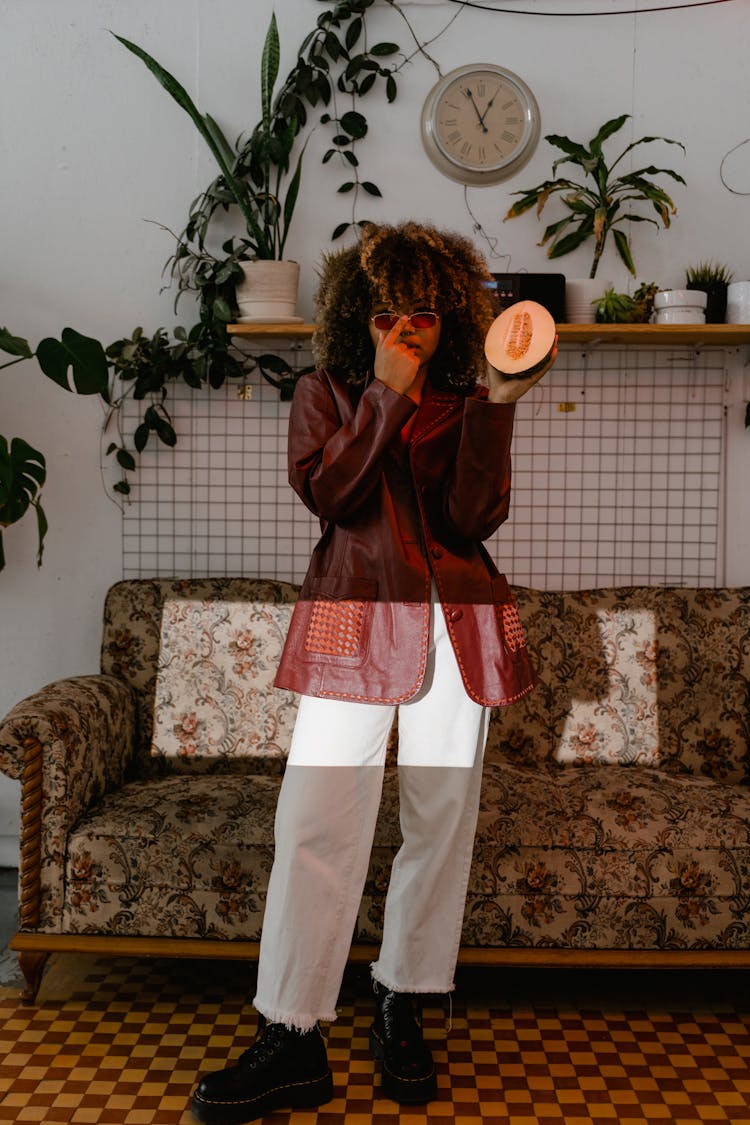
[{"xmin": 421, "ymin": 64, "xmax": 540, "ymax": 185}]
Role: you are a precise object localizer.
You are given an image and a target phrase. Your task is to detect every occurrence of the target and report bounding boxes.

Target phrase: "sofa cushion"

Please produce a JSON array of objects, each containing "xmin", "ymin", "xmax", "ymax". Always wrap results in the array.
[
  {"xmin": 489, "ymin": 586, "xmax": 750, "ymax": 783},
  {"xmin": 151, "ymin": 597, "xmax": 299, "ymax": 772},
  {"xmin": 63, "ymin": 771, "xmax": 399, "ymax": 940},
  {"xmin": 64, "ymin": 763, "xmax": 750, "ymax": 951},
  {"xmin": 101, "ymin": 578, "xmax": 299, "ymax": 776},
  {"xmin": 366, "ymin": 762, "xmax": 750, "ymax": 950},
  {"xmin": 63, "ymin": 774, "xmax": 280, "ymax": 938},
  {"xmin": 101, "ymin": 580, "xmax": 750, "ymax": 782}
]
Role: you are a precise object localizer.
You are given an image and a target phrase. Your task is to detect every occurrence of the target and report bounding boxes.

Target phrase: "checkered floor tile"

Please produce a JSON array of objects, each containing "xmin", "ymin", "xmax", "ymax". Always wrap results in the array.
[{"xmin": 1, "ymin": 957, "xmax": 749, "ymax": 1123}]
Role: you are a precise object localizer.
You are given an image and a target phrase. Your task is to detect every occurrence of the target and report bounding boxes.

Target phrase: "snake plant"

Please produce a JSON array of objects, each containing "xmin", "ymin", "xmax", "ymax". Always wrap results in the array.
[{"xmin": 114, "ymin": 14, "xmax": 304, "ymax": 261}]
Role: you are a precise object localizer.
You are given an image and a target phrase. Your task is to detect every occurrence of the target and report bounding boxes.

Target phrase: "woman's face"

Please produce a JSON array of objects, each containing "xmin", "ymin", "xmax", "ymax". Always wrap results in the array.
[{"xmin": 368, "ymin": 305, "xmax": 442, "ymax": 373}]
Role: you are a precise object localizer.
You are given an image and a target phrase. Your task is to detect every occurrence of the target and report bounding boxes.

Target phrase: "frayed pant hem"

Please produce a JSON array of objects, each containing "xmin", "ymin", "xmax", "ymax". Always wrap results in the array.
[
  {"xmin": 370, "ymin": 965, "xmax": 455, "ymax": 995},
  {"xmin": 253, "ymin": 997, "xmax": 338, "ymax": 1031}
]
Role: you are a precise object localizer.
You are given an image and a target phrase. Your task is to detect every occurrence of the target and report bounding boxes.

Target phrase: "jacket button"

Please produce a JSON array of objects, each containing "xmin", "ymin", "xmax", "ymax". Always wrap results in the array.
[
  {"xmin": 448, "ymin": 608, "xmax": 463, "ymax": 622},
  {"xmin": 431, "ymin": 546, "xmax": 443, "ymax": 559}
]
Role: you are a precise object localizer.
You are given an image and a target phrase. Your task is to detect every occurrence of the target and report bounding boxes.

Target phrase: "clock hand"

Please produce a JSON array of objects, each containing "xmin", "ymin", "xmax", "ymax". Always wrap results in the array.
[
  {"xmin": 462, "ymin": 87, "xmax": 489, "ymax": 133},
  {"xmin": 476, "ymin": 87, "xmax": 499, "ymax": 128}
]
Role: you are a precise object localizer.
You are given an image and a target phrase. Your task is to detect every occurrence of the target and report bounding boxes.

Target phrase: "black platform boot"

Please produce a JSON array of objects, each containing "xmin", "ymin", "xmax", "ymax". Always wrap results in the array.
[
  {"xmin": 369, "ymin": 981, "xmax": 438, "ymax": 1104},
  {"xmin": 191, "ymin": 1017, "xmax": 333, "ymax": 1124}
]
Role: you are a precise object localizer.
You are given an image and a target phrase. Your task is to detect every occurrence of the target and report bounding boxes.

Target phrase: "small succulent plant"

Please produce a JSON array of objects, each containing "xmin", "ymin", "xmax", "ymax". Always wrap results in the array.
[
  {"xmin": 684, "ymin": 261, "xmax": 734, "ymax": 322},
  {"xmin": 595, "ymin": 282, "xmax": 660, "ymax": 324},
  {"xmin": 685, "ymin": 261, "xmax": 734, "ymax": 287}
]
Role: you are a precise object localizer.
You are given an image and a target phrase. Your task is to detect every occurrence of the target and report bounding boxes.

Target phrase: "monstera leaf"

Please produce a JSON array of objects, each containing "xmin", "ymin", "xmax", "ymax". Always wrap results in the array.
[
  {"xmin": 0, "ymin": 436, "xmax": 47, "ymax": 571},
  {"xmin": 1, "ymin": 325, "xmax": 108, "ymax": 573},
  {"xmin": 35, "ymin": 327, "xmax": 108, "ymax": 395}
]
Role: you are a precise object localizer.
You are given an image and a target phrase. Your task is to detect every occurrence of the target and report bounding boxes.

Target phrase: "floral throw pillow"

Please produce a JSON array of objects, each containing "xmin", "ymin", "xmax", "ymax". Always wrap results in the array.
[
  {"xmin": 151, "ymin": 598, "xmax": 297, "ymax": 769},
  {"xmin": 554, "ymin": 604, "xmax": 660, "ymax": 767}
]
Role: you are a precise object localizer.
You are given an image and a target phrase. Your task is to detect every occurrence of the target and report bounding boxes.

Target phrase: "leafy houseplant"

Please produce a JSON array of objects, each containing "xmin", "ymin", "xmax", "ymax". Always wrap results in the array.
[
  {"xmin": 96, "ymin": 2, "xmax": 404, "ymax": 492},
  {"xmin": 685, "ymin": 261, "xmax": 734, "ymax": 324},
  {"xmin": 101, "ymin": 321, "xmax": 311, "ymax": 497},
  {"xmin": 0, "ymin": 327, "xmax": 108, "ymax": 571},
  {"xmin": 114, "ymin": 5, "xmax": 399, "ymax": 316},
  {"xmin": 103, "ymin": 3, "xmax": 403, "ymax": 473},
  {"xmin": 505, "ymin": 114, "xmax": 686, "ymax": 279},
  {"xmin": 115, "ymin": 15, "xmax": 301, "ymax": 264},
  {"xmin": 594, "ymin": 282, "xmax": 659, "ymax": 324},
  {"xmin": 0, "ymin": 432, "xmax": 46, "ymax": 574},
  {"xmin": 3, "ymin": 3, "xmax": 452, "ymax": 524}
]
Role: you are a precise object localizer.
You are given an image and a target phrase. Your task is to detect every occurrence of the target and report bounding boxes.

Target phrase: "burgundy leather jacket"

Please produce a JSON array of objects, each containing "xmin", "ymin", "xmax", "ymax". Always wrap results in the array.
[{"xmin": 274, "ymin": 367, "xmax": 536, "ymax": 707}]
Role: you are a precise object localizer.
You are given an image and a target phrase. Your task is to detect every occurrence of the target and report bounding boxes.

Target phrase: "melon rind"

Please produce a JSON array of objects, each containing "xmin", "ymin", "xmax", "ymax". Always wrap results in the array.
[{"xmin": 484, "ymin": 299, "xmax": 556, "ymax": 379}]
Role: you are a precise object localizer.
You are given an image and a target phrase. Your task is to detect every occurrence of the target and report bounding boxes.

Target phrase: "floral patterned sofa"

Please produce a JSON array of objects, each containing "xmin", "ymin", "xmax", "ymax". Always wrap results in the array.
[{"xmin": 2, "ymin": 578, "xmax": 750, "ymax": 1001}]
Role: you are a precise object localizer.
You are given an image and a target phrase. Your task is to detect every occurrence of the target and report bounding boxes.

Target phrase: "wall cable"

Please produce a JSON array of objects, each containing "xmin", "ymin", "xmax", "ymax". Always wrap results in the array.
[{"xmin": 445, "ymin": 0, "xmax": 738, "ymax": 17}]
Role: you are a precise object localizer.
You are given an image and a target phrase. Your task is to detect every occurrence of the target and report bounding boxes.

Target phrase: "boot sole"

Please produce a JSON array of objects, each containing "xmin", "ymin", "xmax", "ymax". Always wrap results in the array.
[
  {"xmin": 369, "ymin": 1027, "xmax": 438, "ymax": 1104},
  {"xmin": 191, "ymin": 1069, "xmax": 333, "ymax": 1124}
]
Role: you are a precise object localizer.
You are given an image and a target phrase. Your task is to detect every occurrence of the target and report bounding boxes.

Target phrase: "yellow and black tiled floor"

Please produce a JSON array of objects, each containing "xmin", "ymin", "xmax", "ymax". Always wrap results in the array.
[{"xmin": 1, "ymin": 949, "xmax": 750, "ymax": 1124}]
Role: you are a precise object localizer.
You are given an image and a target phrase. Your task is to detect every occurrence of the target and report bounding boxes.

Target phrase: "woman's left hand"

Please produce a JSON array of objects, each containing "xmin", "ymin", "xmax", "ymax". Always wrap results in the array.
[{"xmin": 486, "ymin": 337, "xmax": 558, "ymax": 403}]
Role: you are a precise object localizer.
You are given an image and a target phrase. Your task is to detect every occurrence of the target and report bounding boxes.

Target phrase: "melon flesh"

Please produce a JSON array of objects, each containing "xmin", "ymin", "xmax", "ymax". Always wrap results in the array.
[{"xmin": 484, "ymin": 300, "xmax": 556, "ymax": 378}]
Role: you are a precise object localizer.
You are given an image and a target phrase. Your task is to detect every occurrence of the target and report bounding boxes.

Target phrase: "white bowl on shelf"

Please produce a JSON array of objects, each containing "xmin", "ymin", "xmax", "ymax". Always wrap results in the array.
[
  {"xmin": 653, "ymin": 289, "xmax": 706, "ymax": 325},
  {"xmin": 653, "ymin": 289, "xmax": 707, "ymax": 309},
  {"xmin": 654, "ymin": 308, "xmax": 706, "ymax": 324}
]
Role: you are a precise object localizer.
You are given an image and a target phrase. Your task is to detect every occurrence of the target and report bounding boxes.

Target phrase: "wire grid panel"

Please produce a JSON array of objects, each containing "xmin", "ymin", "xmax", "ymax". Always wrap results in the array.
[
  {"xmin": 121, "ymin": 344, "xmax": 727, "ymax": 588},
  {"xmin": 493, "ymin": 346, "xmax": 727, "ymax": 588},
  {"xmin": 121, "ymin": 342, "xmax": 319, "ymax": 582}
]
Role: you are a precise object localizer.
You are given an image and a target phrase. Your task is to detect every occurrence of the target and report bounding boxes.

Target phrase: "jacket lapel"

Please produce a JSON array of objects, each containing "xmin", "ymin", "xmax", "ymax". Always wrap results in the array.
[{"xmin": 409, "ymin": 383, "xmax": 462, "ymax": 447}]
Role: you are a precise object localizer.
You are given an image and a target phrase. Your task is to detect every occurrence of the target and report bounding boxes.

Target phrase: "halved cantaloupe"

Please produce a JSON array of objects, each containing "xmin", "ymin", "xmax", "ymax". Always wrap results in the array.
[{"xmin": 484, "ymin": 299, "xmax": 556, "ymax": 378}]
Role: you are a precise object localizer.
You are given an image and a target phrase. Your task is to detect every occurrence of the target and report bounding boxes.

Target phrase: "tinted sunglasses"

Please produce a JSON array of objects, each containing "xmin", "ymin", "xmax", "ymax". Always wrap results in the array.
[{"xmin": 371, "ymin": 310, "xmax": 439, "ymax": 332}]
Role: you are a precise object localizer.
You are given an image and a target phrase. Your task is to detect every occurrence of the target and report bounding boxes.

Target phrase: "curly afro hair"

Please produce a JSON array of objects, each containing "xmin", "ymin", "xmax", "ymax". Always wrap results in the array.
[{"xmin": 312, "ymin": 221, "xmax": 497, "ymax": 394}]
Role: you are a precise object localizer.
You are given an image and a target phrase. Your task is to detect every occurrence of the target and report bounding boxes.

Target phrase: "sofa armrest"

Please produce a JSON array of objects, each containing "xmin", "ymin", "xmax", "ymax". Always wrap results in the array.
[{"xmin": 0, "ymin": 674, "xmax": 138, "ymax": 932}]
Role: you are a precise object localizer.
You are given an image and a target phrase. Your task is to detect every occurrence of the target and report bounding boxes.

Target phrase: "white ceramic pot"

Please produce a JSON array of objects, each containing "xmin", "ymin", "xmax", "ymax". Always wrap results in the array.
[
  {"xmin": 235, "ymin": 260, "xmax": 302, "ymax": 323},
  {"xmin": 726, "ymin": 281, "xmax": 750, "ymax": 323},
  {"xmin": 654, "ymin": 308, "xmax": 705, "ymax": 325},
  {"xmin": 565, "ymin": 278, "xmax": 610, "ymax": 324},
  {"xmin": 653, "ymin": 289, "xmax": 706, "ymax": 325}
]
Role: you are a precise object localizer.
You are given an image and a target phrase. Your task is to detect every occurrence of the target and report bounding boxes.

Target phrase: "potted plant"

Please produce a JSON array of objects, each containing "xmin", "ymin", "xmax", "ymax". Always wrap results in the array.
[
  {"xmin": 594, "ymin": 282, "xmax": 659, "ymax": 324},
  {"xmin": 115, "ymin": 5, "xmax": 403, "ymax": 326},
  {"xmin": 115, "ymin": 13, "xmax": 306, "ymax": 321},
  {"xmin": 504, "ymin": 114, "xmax": 685, "ymax": 322},
  {"xmin": 685, "ymin": 261, "xmax": 734, "ymax": 324}
]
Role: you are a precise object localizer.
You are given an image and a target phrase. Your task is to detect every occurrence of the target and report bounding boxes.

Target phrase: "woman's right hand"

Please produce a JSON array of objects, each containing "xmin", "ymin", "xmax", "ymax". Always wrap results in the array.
[{"xmin": 372, "ymin": 316, "xmax": 422, "ymax": 396}]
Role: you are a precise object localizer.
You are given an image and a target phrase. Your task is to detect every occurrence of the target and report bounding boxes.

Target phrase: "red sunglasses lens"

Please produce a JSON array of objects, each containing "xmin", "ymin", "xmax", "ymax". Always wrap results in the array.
[
  {"xmin": 373, "ymin": 313, "xmax": 399, "ymax": 331},
  {"xmin": 409, "ymin": 312, "xmax": 437, "ymax": 328},
  {"xmin": 373, "ymin": 312, "xmax": 437, "ymax": 330}
]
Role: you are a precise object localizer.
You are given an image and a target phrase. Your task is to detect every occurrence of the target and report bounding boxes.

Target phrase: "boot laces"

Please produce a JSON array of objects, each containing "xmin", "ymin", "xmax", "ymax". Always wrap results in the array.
[
  {"xmin": 238, "ymin": 1020, "xmax": 290, "ymax": 1070},
  {"xmin": 382, "ymin": 990, "xmax": 424, "ymax": 1050}
]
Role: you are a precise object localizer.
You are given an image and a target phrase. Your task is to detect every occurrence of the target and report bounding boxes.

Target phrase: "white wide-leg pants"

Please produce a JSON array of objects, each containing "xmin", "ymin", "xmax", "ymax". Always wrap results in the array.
[{"xmin": 253, "ymin": 593, "xmax": 490, "ymax": 1030}]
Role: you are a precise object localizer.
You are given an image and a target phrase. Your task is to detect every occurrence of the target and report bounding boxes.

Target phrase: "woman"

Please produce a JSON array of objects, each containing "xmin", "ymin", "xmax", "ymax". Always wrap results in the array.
[{"xmin": 191, "ymin": 222, "xmax": 557, "ymax": 1124}]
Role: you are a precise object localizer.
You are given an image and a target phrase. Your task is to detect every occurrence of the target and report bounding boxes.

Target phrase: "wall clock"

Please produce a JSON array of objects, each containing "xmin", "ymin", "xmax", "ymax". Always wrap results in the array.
[{"xmin": 421, "ymin": 64, "xmax": 541, "ymax": 186}]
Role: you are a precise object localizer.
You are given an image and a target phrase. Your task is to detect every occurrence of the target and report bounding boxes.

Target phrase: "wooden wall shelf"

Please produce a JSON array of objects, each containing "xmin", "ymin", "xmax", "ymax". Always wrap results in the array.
[
  {"xmin": 229, "ymin": 322, "xmax": 317, "ymax": 339},
  {"xmin": 228, "ymin": 322, "xmax": 750, "ymax": 347},
  {"xmin": 556, "ymin": 324, "xmax": 750, "ymax": 346}
]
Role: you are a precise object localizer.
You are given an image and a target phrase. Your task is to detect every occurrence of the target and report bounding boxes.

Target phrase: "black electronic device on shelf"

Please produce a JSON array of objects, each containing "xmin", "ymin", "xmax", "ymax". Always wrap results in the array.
[{"xmin": 489, "ymin": 273, "xmax": 566, "ymax": 323}]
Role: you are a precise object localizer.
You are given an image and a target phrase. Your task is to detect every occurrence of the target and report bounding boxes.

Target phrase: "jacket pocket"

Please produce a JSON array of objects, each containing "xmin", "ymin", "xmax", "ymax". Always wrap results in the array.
[
  {"xmin": 303, "ymin": 577, "xmax": 378, "ymax": 659},
  {"xmin": 491, "ymin": 574, "xmax": 528, "ymax": 655}
]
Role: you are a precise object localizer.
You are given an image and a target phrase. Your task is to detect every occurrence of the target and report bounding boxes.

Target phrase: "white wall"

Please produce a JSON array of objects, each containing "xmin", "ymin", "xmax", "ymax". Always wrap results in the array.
[{"xmin": 2, "ymin": 0, "xmax": 749, "ymax": 858}]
